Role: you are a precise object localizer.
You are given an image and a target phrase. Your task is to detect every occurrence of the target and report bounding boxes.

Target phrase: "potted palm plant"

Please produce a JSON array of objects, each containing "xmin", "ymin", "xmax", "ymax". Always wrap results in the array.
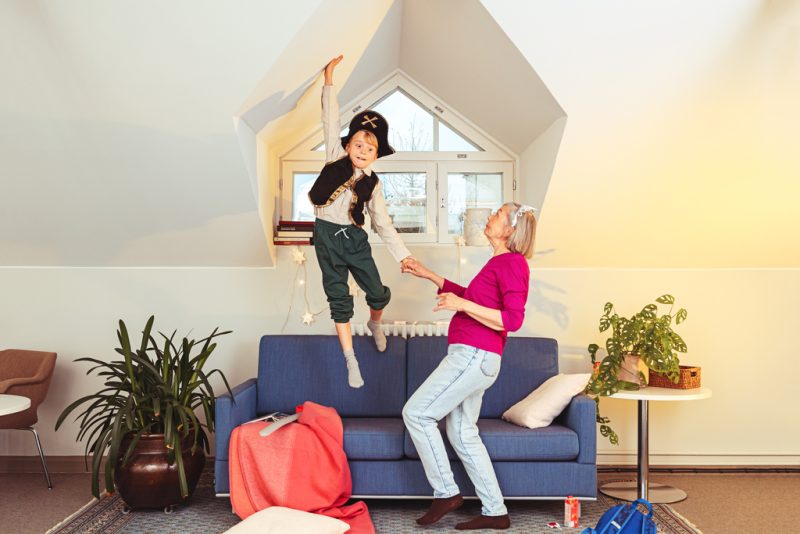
[
  {"xmin": 56, "ymin": 316, "xmax": 232, "ymax": 510},
  {"xmin": 584, "ymin": 295, "xmax": 687, "ymax": 444}
]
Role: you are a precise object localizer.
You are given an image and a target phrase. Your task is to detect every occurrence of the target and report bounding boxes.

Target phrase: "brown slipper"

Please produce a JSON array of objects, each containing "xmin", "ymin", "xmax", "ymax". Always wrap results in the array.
[
  {"xmin": 416, "ymin": 494, "xmax": 464, "ymax": 525},
  {"xmin": 455, "ymin": 513, "xmax": 511, "ymax": 530}
]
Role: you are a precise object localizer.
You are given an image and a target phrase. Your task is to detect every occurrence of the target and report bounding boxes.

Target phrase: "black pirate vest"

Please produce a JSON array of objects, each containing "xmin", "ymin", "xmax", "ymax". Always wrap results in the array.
[{"xmin": 308, "ymin": 156, "xmax": 378, "ymax": 227}]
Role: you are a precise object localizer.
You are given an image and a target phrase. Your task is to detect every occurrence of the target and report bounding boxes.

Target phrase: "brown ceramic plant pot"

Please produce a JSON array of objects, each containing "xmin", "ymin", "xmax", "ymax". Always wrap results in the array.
[{"xmin": 114, "ymin": 432, "xmax": 205, "ymax": 511}]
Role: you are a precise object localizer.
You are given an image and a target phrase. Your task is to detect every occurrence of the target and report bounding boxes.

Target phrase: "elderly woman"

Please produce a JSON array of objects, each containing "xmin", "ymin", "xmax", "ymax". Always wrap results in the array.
[{"xmin": 401, "ymin": 202, "xmax": 537, "ymax": 531}]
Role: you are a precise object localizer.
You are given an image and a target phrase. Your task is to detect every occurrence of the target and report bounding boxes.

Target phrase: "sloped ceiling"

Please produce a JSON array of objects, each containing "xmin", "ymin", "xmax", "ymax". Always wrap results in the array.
[
  {"xmin": 1, "ymin": 0, "xmax": 563, "ymax": 267},
  {"xmin": 0, "ymin": 1, "xmax": 316, "ymax": 266}
]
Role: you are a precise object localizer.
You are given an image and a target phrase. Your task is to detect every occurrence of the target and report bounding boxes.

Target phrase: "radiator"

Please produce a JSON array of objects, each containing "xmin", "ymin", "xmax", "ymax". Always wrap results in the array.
[{"xmin": 352, "ymin": 321, "xmax": 450, "ymax": 338}]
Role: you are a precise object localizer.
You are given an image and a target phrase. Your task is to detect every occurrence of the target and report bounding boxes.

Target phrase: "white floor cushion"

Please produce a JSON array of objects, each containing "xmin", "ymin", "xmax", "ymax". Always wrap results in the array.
[
  {"xmin": 502, "ymin": 373, "xmax": 591, "ymax": 429},
  {"xmin": 223, "ymin": 506, "xmax": 350, "ymax": 534}
]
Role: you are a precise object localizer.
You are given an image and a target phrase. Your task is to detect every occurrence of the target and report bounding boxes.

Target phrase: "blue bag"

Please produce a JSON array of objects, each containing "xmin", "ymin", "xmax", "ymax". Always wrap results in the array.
[{"xmin": 581, "ymin": 498, "xmax": 657, "ymax": 534}]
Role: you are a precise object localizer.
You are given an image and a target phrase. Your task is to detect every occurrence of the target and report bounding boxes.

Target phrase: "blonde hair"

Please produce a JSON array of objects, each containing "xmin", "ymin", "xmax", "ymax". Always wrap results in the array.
[
  {"xmin": 349, "ymin": 129, "xmax": 379, "ymax": 150},
  {"xmin": 504, "ymin": 202, "xmax": 537, "ymax": 259}
]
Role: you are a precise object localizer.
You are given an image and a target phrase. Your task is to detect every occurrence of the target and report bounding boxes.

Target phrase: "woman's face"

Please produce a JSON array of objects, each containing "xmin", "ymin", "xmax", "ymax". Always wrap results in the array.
[{"xmin": 484, "ymin": 205, "xmax": 513, "ymax": 241}]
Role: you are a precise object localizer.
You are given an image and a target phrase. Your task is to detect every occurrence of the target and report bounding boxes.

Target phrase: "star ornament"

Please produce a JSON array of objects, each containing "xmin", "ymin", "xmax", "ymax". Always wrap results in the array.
[
  {"xmin": 301, "ymin": 311, "xmax": 315, "ymax": 325},
  {"xmin": 348, "ymin": 280, "xmax": 360, "ymax": 297},
  {"xmin": 290, "ymin": 246, "xmax": 307, "ymax": 265}
]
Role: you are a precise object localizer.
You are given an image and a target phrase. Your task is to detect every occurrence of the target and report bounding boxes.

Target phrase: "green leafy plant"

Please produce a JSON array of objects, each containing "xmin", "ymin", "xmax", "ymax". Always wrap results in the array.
[
  {"xmin": 55, "ymin": 316, "xmax": 232, "ymax": 498},
  {"xmin": 584, "ymin": 295, "xmax": 688, "ymax": 444}
]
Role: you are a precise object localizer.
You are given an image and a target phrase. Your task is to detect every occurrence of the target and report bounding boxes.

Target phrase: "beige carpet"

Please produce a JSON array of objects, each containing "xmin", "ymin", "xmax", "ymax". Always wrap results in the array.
[
  {"xmin": 1, "ymin": 471, "xmax": 797, "ymax": 533},
  {"xmin": 599, "ymin": 472, "xmax": 799, "ymax": 534}
]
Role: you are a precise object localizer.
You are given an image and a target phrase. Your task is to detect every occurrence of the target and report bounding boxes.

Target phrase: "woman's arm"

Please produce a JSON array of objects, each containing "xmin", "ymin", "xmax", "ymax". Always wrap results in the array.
[
  {"xmin": 435, "ymin": 293, "xmax": 505, "ymax": 331},
  {"xmin": 435, "ymin": 257, "xmax": 530, "ymax": 332},
  {"xmin": 402, "ymin": 258, "xmax": 445, "ymax": 290}
]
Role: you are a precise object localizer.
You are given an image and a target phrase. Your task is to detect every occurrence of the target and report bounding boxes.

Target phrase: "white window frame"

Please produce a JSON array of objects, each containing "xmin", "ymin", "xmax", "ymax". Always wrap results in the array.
[
  {"xmin": 279, "ymin": 69, "xmax": 517, "ymax": 245},
  {"xmin": 366, "ymin": 160, "xmax": 437, "ymax": 243},
  {"xmin": 437, "ymin": 161, "xmax": 515, "ymax": 243},
  {"xmin": 280, "ymin": 160, "xmax": 323, "ymax": 223}
]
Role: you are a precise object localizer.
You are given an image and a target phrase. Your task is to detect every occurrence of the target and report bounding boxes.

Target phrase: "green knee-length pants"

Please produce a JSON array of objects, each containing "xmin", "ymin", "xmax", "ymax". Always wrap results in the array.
[{"xmin": 313, "ymin": 218, "xmax": 391, "ymax": 323}]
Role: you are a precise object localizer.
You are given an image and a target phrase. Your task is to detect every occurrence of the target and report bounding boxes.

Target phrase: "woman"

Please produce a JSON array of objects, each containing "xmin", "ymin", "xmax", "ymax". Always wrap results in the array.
[{"xmin": 401, "ymin": 202, "xmax": 537, "ymax": 531}]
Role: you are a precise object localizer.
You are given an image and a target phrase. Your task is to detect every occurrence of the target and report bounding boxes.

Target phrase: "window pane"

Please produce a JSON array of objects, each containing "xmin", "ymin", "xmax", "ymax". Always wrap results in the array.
[
  {"xmin": 292, "ymin": 173, "xmax": 318, "ymax": 221},
  {"xmin": 447, "ymin": 173, "xmax": 503, "ymax": 234},
  {"xmin": 380, "ymin": 172, "xmax": 427, "ymax": 233},
  {"xmin": 439, "ymin": 121, "xmax": 480, "ymax": 151},
  {"xmin": 373, "ymin": 91, "xmax": 433, "ymax": 151},
  {"xmin": 313, "ymin": 90, "xmax": 482, "ymax": 152}
]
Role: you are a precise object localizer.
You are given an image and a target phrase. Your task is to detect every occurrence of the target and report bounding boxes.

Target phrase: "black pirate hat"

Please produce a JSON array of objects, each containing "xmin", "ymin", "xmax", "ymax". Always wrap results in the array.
[{"xmin": 341, "ymin": 110, "xmax": 395, "ymax": 158}]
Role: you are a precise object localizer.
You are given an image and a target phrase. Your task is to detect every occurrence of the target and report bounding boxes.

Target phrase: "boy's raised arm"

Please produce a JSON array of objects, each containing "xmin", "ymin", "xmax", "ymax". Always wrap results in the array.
[{"xmin": 322, "ymin": 56, "xmax": 345, "ymax": 163}]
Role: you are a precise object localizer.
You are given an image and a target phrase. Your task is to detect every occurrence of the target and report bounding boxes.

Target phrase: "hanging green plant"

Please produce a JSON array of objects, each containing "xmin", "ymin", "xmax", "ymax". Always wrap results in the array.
[{"xmin": 584, "ymin": 295, "xmax": 688, "ymax": 444}]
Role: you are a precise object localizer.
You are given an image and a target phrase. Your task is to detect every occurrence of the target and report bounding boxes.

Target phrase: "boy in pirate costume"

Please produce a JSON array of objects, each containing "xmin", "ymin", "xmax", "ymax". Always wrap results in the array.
[{"xmin": 309, "ymin": 55, "xmax": 413, "ymax": 388}]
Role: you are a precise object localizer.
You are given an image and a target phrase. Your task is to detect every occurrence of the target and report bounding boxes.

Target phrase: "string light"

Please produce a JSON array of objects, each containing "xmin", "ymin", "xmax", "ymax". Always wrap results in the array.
[{"xmin": 280, "ymin": 247, "xmax": 328, "ymax": 332}]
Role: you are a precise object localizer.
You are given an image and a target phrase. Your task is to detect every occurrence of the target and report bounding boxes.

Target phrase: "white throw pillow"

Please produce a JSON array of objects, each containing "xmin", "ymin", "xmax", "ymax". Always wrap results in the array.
[
  {"xmin": 223, "ymin": 507, "xmax": 350, "ymax": 534},
  {"xmin": 502, "ymin": 373, "xmax": 591, "ymax": 429}
]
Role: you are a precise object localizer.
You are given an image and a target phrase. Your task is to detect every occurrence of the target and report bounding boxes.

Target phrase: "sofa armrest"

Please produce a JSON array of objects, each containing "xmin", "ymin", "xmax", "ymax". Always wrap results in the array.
[
  {"xmin": 556, "ymin": 393, "xmax": 596, "ymax": 464},
  {"xmin": 214, "ymin": 378, "xmax": 258, "ymax": 462}
]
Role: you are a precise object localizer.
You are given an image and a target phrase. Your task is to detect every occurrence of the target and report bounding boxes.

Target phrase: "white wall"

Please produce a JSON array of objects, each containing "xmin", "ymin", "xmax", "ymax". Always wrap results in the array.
[
  {"xmin": 2, "ymin": 253, "xmax": 799, "ymax": 464},
  {"xmin": 2, "ymin": 0, "xmax": 799, "ymax": 465}
]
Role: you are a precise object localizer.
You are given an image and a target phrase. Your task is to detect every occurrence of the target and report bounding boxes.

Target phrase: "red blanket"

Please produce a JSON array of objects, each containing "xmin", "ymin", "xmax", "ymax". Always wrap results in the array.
[{"xmin": 229, "ymin": 401, "xmax": 374, "ymax": 533}]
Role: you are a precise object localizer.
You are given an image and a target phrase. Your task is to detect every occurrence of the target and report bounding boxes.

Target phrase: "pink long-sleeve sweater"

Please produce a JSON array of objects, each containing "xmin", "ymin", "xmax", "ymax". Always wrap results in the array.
[{"xmin": 439, "ymin": 252, "xmax": 530, "ymax": 355}]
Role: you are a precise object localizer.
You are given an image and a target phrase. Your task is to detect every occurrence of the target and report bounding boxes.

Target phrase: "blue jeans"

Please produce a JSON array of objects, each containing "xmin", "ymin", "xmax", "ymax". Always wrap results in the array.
[{"xmin": 402, "ymin": 343, "xmax": 507, "ymax": 517}]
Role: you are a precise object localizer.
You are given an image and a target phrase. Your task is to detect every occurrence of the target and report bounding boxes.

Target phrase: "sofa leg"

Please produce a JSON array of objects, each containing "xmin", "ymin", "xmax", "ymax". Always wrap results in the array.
[{"xmin": 24, "ymin": 427, "xmax": 53, "ymax": 490}]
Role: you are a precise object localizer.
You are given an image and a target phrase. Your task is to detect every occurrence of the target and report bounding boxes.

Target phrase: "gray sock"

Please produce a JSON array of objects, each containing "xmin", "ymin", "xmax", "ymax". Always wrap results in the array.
[
  {"xmin": 367, "ymin": 320, "xmax": 387, "ymax": 352},
  {"xmin": 343, "ymin": 349, "xmax": 364, "ymax": 388}
]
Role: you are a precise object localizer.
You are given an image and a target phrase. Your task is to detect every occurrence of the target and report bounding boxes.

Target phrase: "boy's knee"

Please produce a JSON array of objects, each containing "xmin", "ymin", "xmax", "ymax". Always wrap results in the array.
[
  {"xmin": 365, "ymin": 285, "xmax": 391, "ymax": 310},
  {"xmin": 329, "ymin": 296, "xmax": 354, "ymax": 323}
]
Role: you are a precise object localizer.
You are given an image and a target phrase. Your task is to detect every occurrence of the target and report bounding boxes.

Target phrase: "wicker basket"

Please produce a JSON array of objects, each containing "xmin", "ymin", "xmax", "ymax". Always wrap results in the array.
[{"xmin": 648, "ymin": 365, "xmax": 701, "ymax": 389}]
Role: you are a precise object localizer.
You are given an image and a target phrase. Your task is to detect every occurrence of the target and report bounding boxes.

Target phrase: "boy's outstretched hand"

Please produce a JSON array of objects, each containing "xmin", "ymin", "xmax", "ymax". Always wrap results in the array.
[{"xmin": 324, "ymin": 55, "xmax": 343, "ymax": 85}]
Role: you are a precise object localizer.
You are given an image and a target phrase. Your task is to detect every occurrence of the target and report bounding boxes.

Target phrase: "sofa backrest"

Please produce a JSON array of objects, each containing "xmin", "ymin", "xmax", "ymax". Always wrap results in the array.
[
  {"xmin": 257, "ymin": 335, "xmax": 407, "ymax": 417},
  {"xmin": 407, "ymin": 336, "xmax": 559, "ymax": 418}
]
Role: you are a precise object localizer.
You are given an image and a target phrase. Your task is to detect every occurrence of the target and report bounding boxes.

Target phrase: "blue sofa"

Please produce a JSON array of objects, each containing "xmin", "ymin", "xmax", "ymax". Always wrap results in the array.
[{"xmin": 214, "ymin": 335, "xmax": 596, "ymax": 499}]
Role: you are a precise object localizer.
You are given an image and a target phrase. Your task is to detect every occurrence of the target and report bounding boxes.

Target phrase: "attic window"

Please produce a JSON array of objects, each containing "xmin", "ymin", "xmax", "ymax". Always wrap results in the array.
[
  {"xmin": 286, "ymin": 71, "xmax": 514, "ymax": 244},
  {"xmin": 314, "ymin": 89, "xmax": 481, "ymax": 153}
]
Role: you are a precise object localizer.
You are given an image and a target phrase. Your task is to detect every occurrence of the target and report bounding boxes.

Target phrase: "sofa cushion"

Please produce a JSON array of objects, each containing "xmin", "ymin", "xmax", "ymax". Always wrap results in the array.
[
  {"xmin": 222, "ymin": 506, "xmax": 350, "ymax": 534},
  {"xmin": 257, "ymin": 335, "xmax": 407, "ymax": 417},
  {"xmin": 404, "ymin": 418, "xmax": 579, "ymax": 461},
  {"xmin": 343, "ymin": 418, "xmax": 406, "ymax": 460},
  {"xmin": 503, "ymin": 373, "xmax": 592, "ymax": 429},
  {"xmin": 407, "ymin": 337, "xmax": 559, "ymax": 418}
]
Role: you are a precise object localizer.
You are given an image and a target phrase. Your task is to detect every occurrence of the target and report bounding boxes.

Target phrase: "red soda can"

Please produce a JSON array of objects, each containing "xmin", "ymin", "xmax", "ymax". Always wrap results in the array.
[{"xmin": 564, "ymin": 496, "xmax": 580, "ymax": 528}]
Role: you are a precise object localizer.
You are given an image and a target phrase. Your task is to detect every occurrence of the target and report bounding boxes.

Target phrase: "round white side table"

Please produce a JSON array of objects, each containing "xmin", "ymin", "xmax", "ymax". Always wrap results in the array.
[
  {"xmin": 0, "ymin": 394, "xmax": 31, "ymax": 416},
  {"xmin": 600, "ymin": 386, "xmax": 712, "ymax": 504}
]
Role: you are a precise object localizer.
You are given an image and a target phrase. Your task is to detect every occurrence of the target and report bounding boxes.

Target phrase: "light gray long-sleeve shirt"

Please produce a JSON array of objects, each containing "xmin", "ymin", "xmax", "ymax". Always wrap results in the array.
[{"xmin": 315, "ymin": 85, "xmax": 411, "ymax": 263}]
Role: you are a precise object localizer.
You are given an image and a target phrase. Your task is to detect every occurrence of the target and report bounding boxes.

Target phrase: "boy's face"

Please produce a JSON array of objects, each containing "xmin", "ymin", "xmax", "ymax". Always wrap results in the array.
[{"xmin": 345, "ymin": 131, "xmax": 378, "ymax": 170}]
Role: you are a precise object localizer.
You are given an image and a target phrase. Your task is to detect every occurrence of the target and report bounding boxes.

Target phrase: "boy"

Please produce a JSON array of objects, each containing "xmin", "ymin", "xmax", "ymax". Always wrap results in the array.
[{"xmin": 309, "ymin": 55, "xmax": 413, "ymax": 388}]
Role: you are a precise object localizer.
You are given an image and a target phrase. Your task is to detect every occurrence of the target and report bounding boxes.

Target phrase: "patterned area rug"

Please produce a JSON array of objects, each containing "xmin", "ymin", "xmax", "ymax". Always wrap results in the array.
[{"xmin": 47, "ymin": 470, "xmax": 702, "ymax": 534}]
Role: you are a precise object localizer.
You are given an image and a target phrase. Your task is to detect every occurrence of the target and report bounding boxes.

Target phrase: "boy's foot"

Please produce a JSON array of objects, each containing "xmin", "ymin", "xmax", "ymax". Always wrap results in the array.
[
  {"xmin": 367, "ymin": 320, "xmax": 387, "ymax": 352},
  {"xmin": 416, "ymin": 494, "xmax": 463, "ymax": 525},
  {"xmin": 455, "ymin": 514, "xmax": 511, "ymax": 530},
  {"xmin": 343, "ymin": 350, "xmax": 364, "ymax": 388}
]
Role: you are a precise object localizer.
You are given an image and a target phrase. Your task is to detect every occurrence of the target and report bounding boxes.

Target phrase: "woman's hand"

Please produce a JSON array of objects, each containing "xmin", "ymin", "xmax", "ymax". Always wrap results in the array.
[
  {"xmin": 402, "ymin": 257, "xmax": 431, "ymax": 279},
  {"xmin": 324, "ymin": 55, "xmax": 343, "ymax": 85},
  {"xmin": 434, "ymin": 292, "xmax": 466, "ymax": 313},
  {"xmin": 399, "ymin": 256, "xmax": 415, "ymax": 273}
]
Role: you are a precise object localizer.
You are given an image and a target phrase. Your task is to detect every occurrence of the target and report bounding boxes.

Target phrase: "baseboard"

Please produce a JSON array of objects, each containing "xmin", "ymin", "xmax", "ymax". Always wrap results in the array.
[
  {"xmin": 0, "ymin": 455, "xmax": 208, "ymax": 474},
  {"xmin": 0, "ymin": 455, "xmax": 95, "ymax": 474},
  {"xmin": 598, "ymin": 452, "xmax": 800, "ymax": 466}
]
